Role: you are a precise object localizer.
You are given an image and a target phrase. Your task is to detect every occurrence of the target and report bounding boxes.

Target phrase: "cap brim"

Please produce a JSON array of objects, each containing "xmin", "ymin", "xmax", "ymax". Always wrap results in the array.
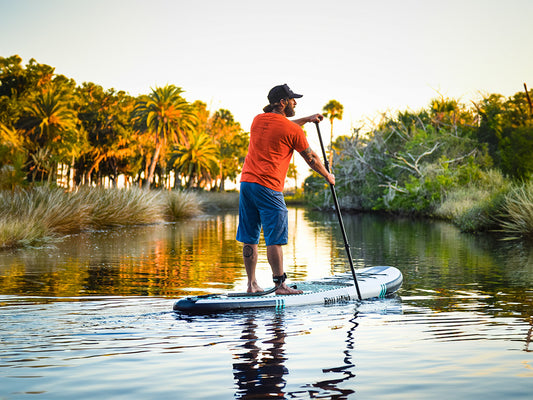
[{"xmin": 290, "ymin": 93, "xmax": 303, "ymax": 99}]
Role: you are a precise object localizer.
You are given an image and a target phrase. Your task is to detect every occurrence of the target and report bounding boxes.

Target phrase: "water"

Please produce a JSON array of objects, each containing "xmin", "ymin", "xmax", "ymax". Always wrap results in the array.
[{"xmin": 1, "ymin": 209, "xmax": 532, "ymax": 399}]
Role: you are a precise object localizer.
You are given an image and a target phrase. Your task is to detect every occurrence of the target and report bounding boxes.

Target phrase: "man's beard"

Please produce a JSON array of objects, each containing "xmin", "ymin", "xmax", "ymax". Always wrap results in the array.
[{"xmin": 284, "ymin": 102, "xmax": 295, "ymax": 118}]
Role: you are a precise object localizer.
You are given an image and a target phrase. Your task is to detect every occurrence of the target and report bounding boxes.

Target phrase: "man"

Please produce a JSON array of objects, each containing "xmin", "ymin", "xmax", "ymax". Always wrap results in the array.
[{"xmin": 236, "ymin": 84, "xmax": 336, "ymax": 295}]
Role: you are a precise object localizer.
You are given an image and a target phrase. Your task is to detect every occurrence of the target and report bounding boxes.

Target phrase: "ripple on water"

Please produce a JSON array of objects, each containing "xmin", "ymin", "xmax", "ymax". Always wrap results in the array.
[{"xmin": 1, "ymin": 292, "xmax": 532, "ymax": 399}]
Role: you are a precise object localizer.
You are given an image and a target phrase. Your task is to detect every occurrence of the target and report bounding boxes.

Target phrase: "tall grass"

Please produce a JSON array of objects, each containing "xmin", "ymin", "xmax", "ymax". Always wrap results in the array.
[
  {"xmin": 163, "ymin": 190, "xmax": 203, "ymax": 220},
  {"xmin": 79, "ymin": 187, "xmax": 164, "ymax": 227},
  {"xmin": 0, "ymin": 218, "xmax": 49, "ymax": 248},
  {"xmin": 498, "ymin": 181, "xmax": 533, "ymax": 240},
  {"xmin": 435, "ymin": 175, "xmax": 533, "ymax": 240},
  {"xmin": 434, "ymin": 169, "xmax": 510, "ymax": 233},
  {"xmin": 0, "ymin": 187, "xmax": 91, "ymax": 248},
  {"xmin": 0, "ymin": 187, "xmax": 205, "ymax": 249}
]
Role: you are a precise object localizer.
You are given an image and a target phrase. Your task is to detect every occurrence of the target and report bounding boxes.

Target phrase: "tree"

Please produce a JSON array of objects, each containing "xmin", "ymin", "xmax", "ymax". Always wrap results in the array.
[
  {"xmin": 0, "ymin": 121, "xmax": 26, "ymax": 189},
  {"xmin": 209, "ymin": 109, "xmax": 248, "ymax": 190},
  {"xmin": 169, "ymin": 130, "xmax": 219, "ymax": 189},
  {"xmin": 133, "ymin": 85, "xmax": 196, "ymax": 189},
  {"xmin": 322, "ymin": 99, "xmax": 344, "ymax": 167},
  {"xmin": 430, "ymin": 95, "xmax": 459, "ymax": 131},
  {"xmin": 0, "ymin": 56, "xmax": 61, "ymax": 138},
  {"xmin": 76, "ymin": 83, "xmax": 136, "ymax": 186},
  {"xmin": 20, "ymin": 87, "xmax": 81, "ymax": 183},
  {"xmin": 475, "ymin": 90, "xmax": 533, "ymax": 179},
  {"xmin": 499, "ymin": 125, "xmax": 533, "ymax": 179}
]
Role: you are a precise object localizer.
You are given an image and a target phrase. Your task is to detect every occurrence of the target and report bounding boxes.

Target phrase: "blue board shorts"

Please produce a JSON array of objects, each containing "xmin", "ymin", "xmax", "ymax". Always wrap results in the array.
[{"xmin": 236, "ymin": 182, "xmax": 288, "ymax": 246}]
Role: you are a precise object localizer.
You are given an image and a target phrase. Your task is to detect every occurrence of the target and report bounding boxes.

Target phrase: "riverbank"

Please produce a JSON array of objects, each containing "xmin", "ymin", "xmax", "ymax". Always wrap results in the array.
[
  {"xmin": 0, "ymin": 187, "xmax": 239, "ymax": 250},
  {"xmin": 323, "ymin": 177, "xmax": 533, "ymax": 242},
  {"xmin": 426, "ymin": 179, "xmax": 533, "ymax": 241},
  {"xmin": 1, "ymin": 183, "xmax": 532, "ymax": 251}
]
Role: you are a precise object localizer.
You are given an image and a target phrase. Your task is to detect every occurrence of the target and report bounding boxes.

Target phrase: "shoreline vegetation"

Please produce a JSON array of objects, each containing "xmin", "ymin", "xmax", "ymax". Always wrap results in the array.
[
  {"xmin": 1, "ymin": 183, "xmax": 533, "ymax": 250},
  {"xmin": 0, "ymin": 187, "xmax": 239, "ymax": 250}
]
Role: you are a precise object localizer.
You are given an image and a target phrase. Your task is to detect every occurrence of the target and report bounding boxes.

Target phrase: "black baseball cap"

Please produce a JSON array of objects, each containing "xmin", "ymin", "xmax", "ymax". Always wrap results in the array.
[{"xmin": 267, "ymin": 84, "xmax": 303, "ymax": 104}]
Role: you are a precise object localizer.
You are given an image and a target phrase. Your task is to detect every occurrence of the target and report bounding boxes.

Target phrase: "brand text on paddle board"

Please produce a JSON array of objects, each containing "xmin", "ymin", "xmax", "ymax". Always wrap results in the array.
[{"xmin": 324, "ymin": 294, "xmax": 352, "ymax": 305}]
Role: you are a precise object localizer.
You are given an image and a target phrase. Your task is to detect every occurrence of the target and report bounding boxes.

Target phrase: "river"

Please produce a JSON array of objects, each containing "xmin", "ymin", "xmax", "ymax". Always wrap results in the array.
[{"xmin": 0, "ymin": 208, "xmax": 532, "ymax": 399}]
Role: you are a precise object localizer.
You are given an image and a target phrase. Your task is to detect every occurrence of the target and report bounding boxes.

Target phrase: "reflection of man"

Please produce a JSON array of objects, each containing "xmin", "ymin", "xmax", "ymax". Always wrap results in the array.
[
  {"xmin": 232, "ymin": 311, "xmax": 359, "ymax": 398},
  {"xmin": 232, "ymin": 313, "xmax": 288, "ymax": 398},
  {"xmin": 237, "ymin": 84, "xmax": 335, "ymax": 294}
]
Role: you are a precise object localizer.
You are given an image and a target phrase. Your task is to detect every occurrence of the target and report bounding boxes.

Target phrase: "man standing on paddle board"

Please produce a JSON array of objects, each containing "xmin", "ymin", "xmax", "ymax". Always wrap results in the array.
[{"xmin": 237, "ymin": 84, "xmax": 335, "ymax": 295}]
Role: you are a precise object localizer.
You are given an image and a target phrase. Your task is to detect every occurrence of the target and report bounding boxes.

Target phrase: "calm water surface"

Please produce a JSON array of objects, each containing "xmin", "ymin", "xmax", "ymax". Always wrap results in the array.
[{"xmin": 0, "ymin": 208, "xmax": 532, "ymax": 399}]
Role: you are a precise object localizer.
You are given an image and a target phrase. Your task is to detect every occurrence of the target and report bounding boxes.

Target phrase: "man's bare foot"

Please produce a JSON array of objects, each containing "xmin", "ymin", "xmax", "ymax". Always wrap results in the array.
[
  {"xmin": 275, "ymin": 283, "xmax": 303, "ymax": 295},
  {"xmin": 247, "ymin": 281, "xmax": 264, "ymax": 293}
]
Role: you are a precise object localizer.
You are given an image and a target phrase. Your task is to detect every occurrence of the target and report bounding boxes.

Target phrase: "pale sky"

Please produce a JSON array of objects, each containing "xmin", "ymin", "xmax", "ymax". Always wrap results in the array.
[{"xmin": 1, "ymin": 0, "xmax": 532, "ymax": 138}]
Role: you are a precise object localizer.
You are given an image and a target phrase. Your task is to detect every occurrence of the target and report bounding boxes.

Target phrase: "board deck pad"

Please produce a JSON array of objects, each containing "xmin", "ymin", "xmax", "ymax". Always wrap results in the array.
[{"xmin": 173, "ymin": 266, "xmax": 403, "ymax": 314}]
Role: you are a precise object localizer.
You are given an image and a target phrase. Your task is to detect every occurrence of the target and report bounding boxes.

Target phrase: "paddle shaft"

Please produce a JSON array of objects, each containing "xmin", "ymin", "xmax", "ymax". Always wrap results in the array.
[{"xmin": 315, "ymin": 122, "xmax": 362, "ymax": 300}]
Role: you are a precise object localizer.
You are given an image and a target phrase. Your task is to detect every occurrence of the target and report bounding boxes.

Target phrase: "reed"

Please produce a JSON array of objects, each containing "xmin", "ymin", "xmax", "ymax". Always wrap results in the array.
[
  {"xmin": 0, "ymin": 186, "xmax": 208, "ymax": 249},
  {"xmin": 0, "ymin": 187, "xmax": 91, "ymax": 231},
  {"xmin": 498, "ymin": 181, "xmax": 533, "ymax": 240},
  {"xmin": 162, "ymin": 190, "xmax": 203, "ymax": 220},
  {"xmin": 0, "ymin": 187, "xmax": 90, "ymax": 248},
  {"xmin": 78, "ymin": 187, "xmax": 164, "ymax": 228},
  {"xmin": 434, "ymin": 186, "xmax": 488, "ymax": 220},
  {"xmin": 0, "ymin": 217, "xmax": 50, "ymax": 248}
]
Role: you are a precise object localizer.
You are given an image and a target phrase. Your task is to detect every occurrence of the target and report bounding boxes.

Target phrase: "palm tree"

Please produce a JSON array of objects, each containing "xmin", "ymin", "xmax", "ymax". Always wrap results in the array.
[
  {"xmin": 0, "ymin": 122, "xmax": 26, "ymax": 189},
  {"xmin": 0, "ymin": 121, "xmax": 23, "ymax": 149},
  {"xmin": 22, "ymin": 88, "xmax": 79, "ymax": 183},
  {"xmin": 209, "ymin": 109, "xmax": 248, "ymax": 190},
  {"xmin": 23, "ymin": 89, "xmax": 78, "ymax": 145},
  {"xmin": 322, "ymin": 99, "xmax": 344, "ymax": 167},
  {"xmin": 29, "ymin": 146, "xmax": 53, "ymax": 182},
  {"xmin": 133, "ymin": 85, "xmax": 196, "ymax": 189},
  {"xmin": 169, "ymin": 130, "xmax": 219, "ymax": 189},
  {"xmin": 430, "ymin": 95, "xmax": 459, "ymax": 131}
]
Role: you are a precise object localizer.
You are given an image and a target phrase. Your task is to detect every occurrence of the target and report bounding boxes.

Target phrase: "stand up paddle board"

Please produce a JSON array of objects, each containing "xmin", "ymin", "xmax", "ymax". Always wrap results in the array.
[{"xmin": 173, "ymin": 266, "xmax": 402, "ymax": 314}]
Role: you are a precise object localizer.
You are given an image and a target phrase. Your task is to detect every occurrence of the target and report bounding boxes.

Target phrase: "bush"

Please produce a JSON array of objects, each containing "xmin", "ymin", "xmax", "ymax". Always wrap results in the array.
[{"xmin": 434, "ymin": 169, "xmax": 509, "ymax": 232}]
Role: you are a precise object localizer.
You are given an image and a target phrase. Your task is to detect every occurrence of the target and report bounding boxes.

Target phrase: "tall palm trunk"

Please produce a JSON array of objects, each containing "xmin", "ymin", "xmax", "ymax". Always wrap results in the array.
[
  {"xmin": 85, "ymin": 154, "xmax": 106, "ymax": 186},
  {"xmin": 144, "ymin": 140, "xmax": 163, "ymax": 190}
]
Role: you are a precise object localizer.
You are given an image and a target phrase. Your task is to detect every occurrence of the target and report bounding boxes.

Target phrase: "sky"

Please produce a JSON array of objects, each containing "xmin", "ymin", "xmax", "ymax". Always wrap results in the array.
[{"xmin": 1, "ymin": 0, "xmax": 533, "ymax": 139}]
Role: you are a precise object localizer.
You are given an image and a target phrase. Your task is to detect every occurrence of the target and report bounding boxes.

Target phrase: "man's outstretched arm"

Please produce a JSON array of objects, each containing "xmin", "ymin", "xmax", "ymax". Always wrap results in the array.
[{"xmin": 291, "ymin": 113, "xmax": 324, "ymax": 126}]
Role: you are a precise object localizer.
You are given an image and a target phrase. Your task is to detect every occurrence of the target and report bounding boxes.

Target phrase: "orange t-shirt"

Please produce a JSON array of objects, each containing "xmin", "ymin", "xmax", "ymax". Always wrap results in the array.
[{"xmin": 240, "ymin": 113, "xmax": 310, "ymax": 192}]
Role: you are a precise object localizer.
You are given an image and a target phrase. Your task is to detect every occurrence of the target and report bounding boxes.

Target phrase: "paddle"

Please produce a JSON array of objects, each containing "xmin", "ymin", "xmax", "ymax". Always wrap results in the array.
[{"xmin": 314, "ymin": 122, "xmax": 362, "ymax": 300}]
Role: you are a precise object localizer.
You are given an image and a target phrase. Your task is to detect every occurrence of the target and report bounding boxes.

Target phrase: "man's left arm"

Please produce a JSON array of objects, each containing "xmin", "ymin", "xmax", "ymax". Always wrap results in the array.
[{"xmin": 299, "ymin": 147, "xmax": 335, "ymax": 185}]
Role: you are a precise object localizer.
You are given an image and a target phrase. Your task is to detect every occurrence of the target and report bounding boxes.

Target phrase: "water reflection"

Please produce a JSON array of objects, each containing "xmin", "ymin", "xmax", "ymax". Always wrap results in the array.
[
  {"xmin": 231, "ymin": 309, "xmax": 362, "ymax": 399},
  {"xmin": 304, "ymin": 314, "xmax": 358, "ymax": 399},
  {"xmin": 2, "ymin": 209, "xmax": 532, "ymax": 400},
  {"xmin": 526, "ymin": 320, "xmax": 532, "ymax": 352},
  {"xmin": 233, "ymin": 313, "xmax": 288, "ymax": 398},
  {"xmin": 0, "ymin": 209, "xmax": 532, "ymax": 323}
]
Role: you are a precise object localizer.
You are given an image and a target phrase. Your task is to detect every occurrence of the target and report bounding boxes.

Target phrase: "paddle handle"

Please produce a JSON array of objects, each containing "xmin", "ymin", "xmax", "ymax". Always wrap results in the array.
[{"xmin": 315, "ymin": 122, "xmax": 362, "ymax": 300}]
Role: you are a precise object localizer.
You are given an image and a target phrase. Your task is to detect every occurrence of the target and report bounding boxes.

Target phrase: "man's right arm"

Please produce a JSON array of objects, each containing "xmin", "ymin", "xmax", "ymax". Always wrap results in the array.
[{"xmin": 299, "ymin": 147, "xmax": 335, "ymax": 185}]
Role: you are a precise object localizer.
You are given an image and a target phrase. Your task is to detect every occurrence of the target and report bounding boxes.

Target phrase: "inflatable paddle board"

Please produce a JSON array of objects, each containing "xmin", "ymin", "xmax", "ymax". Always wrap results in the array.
[{"xmin": 173, "ymin": 266, "xmax": 402, "ymax": 314}]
